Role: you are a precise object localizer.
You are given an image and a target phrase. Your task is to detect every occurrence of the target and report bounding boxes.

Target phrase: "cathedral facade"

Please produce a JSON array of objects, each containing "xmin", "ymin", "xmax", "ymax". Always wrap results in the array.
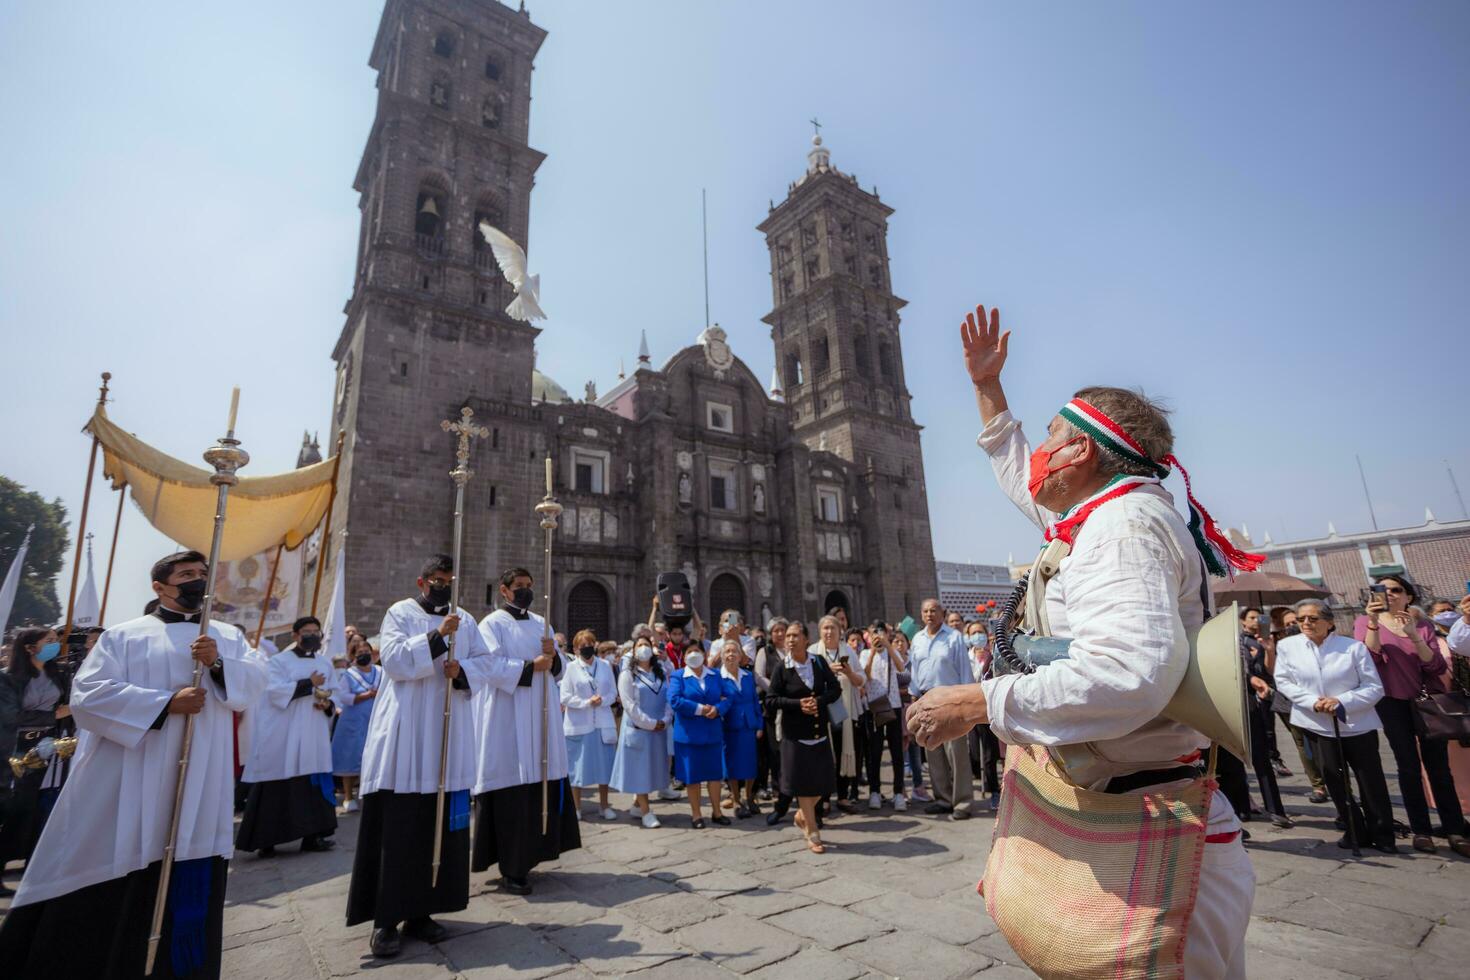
[{"xmin": 327, "ymin": 0, "xmax": 937, "ymax": 640}]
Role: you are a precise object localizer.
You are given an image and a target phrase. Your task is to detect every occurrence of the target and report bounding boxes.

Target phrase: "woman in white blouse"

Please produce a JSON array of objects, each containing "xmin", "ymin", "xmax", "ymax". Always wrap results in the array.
[
  {"xmin": 561, "ymin": 629, "xmax": 620, "ymax": 821},
  {"xmin": 1273, "ymin": 599, "xmax": 1396, "ymax": 853}
]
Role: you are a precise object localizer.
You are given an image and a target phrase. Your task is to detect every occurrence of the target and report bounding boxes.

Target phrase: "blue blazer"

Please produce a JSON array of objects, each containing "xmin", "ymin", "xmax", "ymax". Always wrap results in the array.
[
  {"xmin": 720, "ymin": 671, "xmax": 763, "ymax": 734},
  {"xmin": 668, "ymin": 668, "xmax": 729, "ymax": 746}
]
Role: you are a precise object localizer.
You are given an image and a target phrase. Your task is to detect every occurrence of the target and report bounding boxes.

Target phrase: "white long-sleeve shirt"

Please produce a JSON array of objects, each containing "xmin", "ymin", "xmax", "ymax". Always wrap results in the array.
[
  {"xmin": 561, "ymin": 655, "xmax": 618, "ymax": 736},
  {"xmin": 618, "ymin": 666, "xmax": 674, "ymax": 731},
  {"xmin": 976, "ymin": 409, "xmax": 1207, "ymax": 790},
  {"xmin": 1272, "ymin": 633, "xmax": 1384, "ymax": 736},
  {"xmin": 1448, "ymin": 617, "xmax": 1470, "ymax": 657}
]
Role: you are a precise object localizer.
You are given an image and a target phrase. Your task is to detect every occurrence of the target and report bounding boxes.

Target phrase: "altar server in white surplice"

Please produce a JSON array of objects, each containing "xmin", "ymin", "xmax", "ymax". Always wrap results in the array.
[
  {"xmin": 471, "ymin": 565, "xmax": 581, "ymax": 896},
  {"xmin": 345, "ymin": 554, "xmax": 496, "ymax": 962},
  {"xmin": 235, "ymin": 615, "xmax": 339, "ymax": 857},
  {"xmin": 0, "ymin": 550, "xmax": 269, "ymax": 980}
]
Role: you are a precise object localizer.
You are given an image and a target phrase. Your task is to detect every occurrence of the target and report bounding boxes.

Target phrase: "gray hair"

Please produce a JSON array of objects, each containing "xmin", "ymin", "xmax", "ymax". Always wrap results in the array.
[
  {"xmin": 818, "ymin": 614, "xmax": 841, "ymax": 632},
  {"xmin": 1292, "ymin": 598, "xmax": 1332, "ymax": 618},
  {"xmin": 1066, "ymin": 386, "xmax": 1174, "ymax": 479},
  {"xmin": 721, "ymin": 638, "xmax": 742, "ymax": 654},
  {"xmin": 630, "ymin": 624, "xmax": 653, "ymax": 641}
]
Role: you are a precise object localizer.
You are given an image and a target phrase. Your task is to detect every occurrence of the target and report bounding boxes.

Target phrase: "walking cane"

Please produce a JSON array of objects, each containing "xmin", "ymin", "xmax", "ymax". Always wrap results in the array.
[
  {"xmin": 146, "ymin": 388, "xmax": 247, "ymax": 975},
  {"xmin": 534, "ymin": 456, "xmax": 563, "ymax": 834},
  {"xmin": 431, "ymin": 408, "xmax": 487, "ymax": 886},
  {"xmin": 1330, "ymin": 706, "xmax": 1361, "ymax": 858}
]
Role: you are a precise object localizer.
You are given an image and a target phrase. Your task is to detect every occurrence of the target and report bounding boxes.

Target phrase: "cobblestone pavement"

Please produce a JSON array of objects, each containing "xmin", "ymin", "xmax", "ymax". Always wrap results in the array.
[{"xmin": 4, "ymin": 755, "xmax": 1468, "ymax": 978}]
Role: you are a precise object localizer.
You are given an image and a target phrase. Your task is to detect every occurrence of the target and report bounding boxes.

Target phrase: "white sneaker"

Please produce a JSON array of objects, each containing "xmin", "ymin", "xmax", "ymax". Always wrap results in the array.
[
  {"xmin": 641, "ymin": 812, "xmax": 662, "ymax": 829},
  {"xmin": 893, "ymin": 794, "xmax": 908, "ymax": 812},
  {"xmin": 343, "ymin": 798, "xmax": 359, "ymax": 813},
  {"xmin": 600, "ymin": 807, "xmax": 619, "ymax": 821},
  {"xmin": 868, "ymin": 792, "xmax": 882, "ymax": 810},
  {"xmin": 657, "ymin": 787, "xmax": 680, "ymax": 801}
]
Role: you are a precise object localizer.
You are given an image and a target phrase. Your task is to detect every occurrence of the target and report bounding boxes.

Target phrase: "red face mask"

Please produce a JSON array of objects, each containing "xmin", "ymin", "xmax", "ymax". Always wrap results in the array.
[{"xmin": 1027, "ymin": 436, "xmax": 1085, "ymax": 499}]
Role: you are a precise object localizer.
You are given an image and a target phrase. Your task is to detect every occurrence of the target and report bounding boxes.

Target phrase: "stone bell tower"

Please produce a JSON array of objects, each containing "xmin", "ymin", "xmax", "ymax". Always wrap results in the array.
[
  {"xmin": 757, "ymin": 131, "xmax": 938, "ymax": 619},
  {"xmin": 327, "ymin": 0, "xmax": 549, "ymax": 625}
]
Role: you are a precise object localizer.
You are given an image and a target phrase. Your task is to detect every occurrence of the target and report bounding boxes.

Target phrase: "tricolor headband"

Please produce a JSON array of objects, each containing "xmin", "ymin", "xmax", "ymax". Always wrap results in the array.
[{"xmin": 1059, "ymin": 398, "xmax": 1264, "ymax": 578}]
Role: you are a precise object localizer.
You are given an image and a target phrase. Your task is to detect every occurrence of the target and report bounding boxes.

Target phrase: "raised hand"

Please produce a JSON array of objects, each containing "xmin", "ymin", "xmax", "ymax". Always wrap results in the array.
[{"xmin": 960, "ymin": 304, "xmax": 1009, "ymax": 388}]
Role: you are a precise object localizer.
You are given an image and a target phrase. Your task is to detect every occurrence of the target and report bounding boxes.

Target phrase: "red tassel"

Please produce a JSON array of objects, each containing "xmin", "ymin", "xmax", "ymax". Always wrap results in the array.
[{"xmin": 1162, "ymin": 455, "xmax": 1265, "ymax": 574}]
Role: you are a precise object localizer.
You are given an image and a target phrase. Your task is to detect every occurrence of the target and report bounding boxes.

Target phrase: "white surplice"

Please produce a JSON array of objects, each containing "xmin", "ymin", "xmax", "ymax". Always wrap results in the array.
[
  {"xmin": 13, "ymin": 615, "xmax": 269, "ymax": 907},
  {"xmin": 472, "ymin": 609, "xmax": 569, "ymax": 794},
  {"xmin": 242, "ymin": 648, "xmax": 337, "ymax": 782},
  {"xmin": 358, "ymin": 599, "xmax": 495, "ymax": 796}
]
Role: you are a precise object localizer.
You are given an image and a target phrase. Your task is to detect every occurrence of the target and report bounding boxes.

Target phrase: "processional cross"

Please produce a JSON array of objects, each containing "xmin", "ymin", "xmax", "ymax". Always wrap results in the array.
[{"xmin": 441, "ymin": 406, "xmax": 489, "ymax": 487}]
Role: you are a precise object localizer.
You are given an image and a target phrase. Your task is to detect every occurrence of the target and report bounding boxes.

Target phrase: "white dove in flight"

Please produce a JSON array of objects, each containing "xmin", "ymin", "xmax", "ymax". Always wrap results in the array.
[{"xmin": 478, "ymin": 221, "xmax": 546, "ymax": 321}]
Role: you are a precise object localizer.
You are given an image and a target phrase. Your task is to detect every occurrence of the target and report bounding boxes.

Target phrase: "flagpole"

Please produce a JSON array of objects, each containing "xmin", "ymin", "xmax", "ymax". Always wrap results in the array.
[
  {"xmin": 61, "ymin": 372, "xmax": 111, "ymax": 650},
  {"xmin": 98, "ymin": 487, "xmax": 126, "ymax": 627},
  {"xmin": 310, "ymin": 431, "xmax": 347, "ymax": 617},
  {"xmin": 254, "ymin": 542, "xmax": 286, "ymax": 647}
]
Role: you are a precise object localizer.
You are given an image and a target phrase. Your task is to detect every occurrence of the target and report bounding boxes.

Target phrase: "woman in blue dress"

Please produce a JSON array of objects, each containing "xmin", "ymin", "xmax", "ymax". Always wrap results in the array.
[
  {"xmin": 719, "ymin": 639, "xmax": 764, "ymax": 818},
  {"xmin": 331, "ymin": 636, "xmax": 381, "ymax": 812},
  {"xmin": 667, "ymin": 644, "xmax": 730, "ymax": 828},
  {"xmin": 561, "ymin": 629, "xmax": 620, "ymax": 820},
  {"xmin": 610, "ymin": 638, "xmax": 674, "ymax": 828}
]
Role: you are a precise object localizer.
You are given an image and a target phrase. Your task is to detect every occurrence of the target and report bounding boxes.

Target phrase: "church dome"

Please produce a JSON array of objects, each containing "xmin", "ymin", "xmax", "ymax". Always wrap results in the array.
[{"xmin": 531, "ymin": 368, "xmax": 571, "ymax": 405}]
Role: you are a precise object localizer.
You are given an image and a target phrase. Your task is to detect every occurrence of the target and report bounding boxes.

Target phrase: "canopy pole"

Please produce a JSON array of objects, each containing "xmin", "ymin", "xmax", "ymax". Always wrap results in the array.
[
  {"xmin": 97, "ymin": 486, "xmax": 126, "ymax": 627},
  {"xmin": 254, "ymin": 542, "xmax": 285, "ymax": 647},
  {"xmin": 62, "ymin": 372, "xmax": 111, "ymax": 649},
  {"xmin": 311, "ymin": 431, "xmax": 347, "ymax": 617}
]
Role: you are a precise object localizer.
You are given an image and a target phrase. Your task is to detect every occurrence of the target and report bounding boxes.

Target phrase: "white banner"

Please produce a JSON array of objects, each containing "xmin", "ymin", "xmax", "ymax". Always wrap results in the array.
[
  {"xmin": 0, "ymin": 525, "xmax": 32, "ymax": 637},
  {"xmin": 323, "ymin": 546, "xmax": 348, "ymax": 660},
  {"xmin": 213, "ymin": 546, "xmax": 303, "ymax": 637}
]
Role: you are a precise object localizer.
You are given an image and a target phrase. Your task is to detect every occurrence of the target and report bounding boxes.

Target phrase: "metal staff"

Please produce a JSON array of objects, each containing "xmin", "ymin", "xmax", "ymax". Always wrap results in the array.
[
  {"xmin": 432, "ymin": 407, "xmax": 487, "ymax": 886},
  {"xmin": 146, "ymin": 387, "xmax": 248, "ymax": 975},
  {"xmin": 534, "ymin": 455, "xmax": 562, "ymax": 834}
]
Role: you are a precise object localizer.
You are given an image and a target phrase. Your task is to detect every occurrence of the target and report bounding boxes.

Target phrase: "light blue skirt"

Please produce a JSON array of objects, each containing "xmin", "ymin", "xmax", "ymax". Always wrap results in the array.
[
  {"xmin": 567, "ymin": 730, "xmax": 617, "ymax": 788},
  {"xmin": 331, "ymin": 701, "xmax": 374, "ymax": 776},
  {"xmin": 611, "ymin": 725, "xmax": 671, "ymax": 796}
]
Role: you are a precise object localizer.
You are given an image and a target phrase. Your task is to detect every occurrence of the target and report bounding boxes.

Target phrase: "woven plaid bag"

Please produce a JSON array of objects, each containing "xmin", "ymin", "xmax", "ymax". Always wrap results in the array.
[{"xmin": 980, "ymin": 744, "xmax": 1215, "ymax": 979}]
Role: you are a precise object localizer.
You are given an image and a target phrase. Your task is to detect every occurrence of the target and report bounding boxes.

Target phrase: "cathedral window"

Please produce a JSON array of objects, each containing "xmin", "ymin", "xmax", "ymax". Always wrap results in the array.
[
  {"xmin": 878, "ymin": 340, "xmax": 896, "ymax": 379},
  {"xmin": 844, "ymin": 254, "xmax": 856, "ymax": 276},
  {"xmin": 854, "ymin": 333, "xmax": 871, "ymax": 376},
  {"xmin": 801, "ymin": 224, "xmax": 817, "ymax": 247},
  {"xmin": 868, "ymin": 264, "xmax": 882, "ymax": 287},
  {"xmin": 433, "ymin": 32, "xmax": 454, "ymax": 57},
  {"xmin": 709, "ymin": 460, "xmax": 738, "ymax": 511},
  {"xmin": 473, "ymin": 204, "xmax": 503, "ymax": 263},
  {"xmin": 813, "ymin": 335, "xmax": 831, "ymax": 377},
  {"xmin": 485, "ymin": 56, "xmax": 502, "ymax": 80},
  {"xmin": 488, "ymin": 486, "xmax": 497, "ymax": 507},
  {"xmin": 481, "ymin": 97, "xmax": 500, "ymax": 129},
  {"xmin": 429, "ymin": 77, "xmax": 450, "ymax": 109},
  {"xmin": 817, "ymin": 487, "xmax": 842, "ymax": 522},
  {"xmin": 780, "ymin": 274, "xmax": 794, "ymax": 302},
  {"xmin": 805, "ymin": 259, "xmax": 819, "ymax": 284},
  {"xmin": 570, "ymin": 448, "xmax": 608, "ymax": 494},
  {"xmin": 784, "ymin": 351, "xmax": 803, "ymax": 389},
  {"xmin": 706, "ymin": 401, "xmax": 734, "ymax": 434}
]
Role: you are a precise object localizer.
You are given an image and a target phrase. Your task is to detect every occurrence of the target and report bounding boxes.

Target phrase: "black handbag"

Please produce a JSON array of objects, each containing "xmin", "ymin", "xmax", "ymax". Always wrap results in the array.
[{"xmin": 1411, "ymin": 689, "xmax": 1470, "ymax": 742}]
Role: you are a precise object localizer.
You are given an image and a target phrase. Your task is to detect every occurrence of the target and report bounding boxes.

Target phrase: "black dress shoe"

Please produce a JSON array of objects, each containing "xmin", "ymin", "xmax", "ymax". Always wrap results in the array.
[
  {"xmin": 711, "ymin": 814, "xmax": 731, "ymax": 826},
  {"xmin": 370, "ymin": 926, "xmax": 402, "ymax": 959},
  {"xmin": 404, "ymin": 916, "xmax": 448, "ymax": 943},
  {"xmin": 301, "ymin": 835, "xmax": 336, "ymax": 852},
  {"xmin": 1373, "ymin": 840, "xmax": 1401, "ymax": 855},
  {"xmin": 499, "ymin": 876, "xmax": 532, "ymax": 896},
  {"xmin": 746, "ymin": 801, "xmax": 762, "ymax": 815},
  {"xmin": 257, "ymin": 846, "xmax": 277, "ymax": 858},
  {"xmin": 765, "ymin": 811, "xmax": 784, "ymax": 826},
  {"xmin": 691, "ymin": 818, "xmax": 706, "ymax": 829},
  {"xmin": 924, "ymin": 802, "xmax": 954, "ymax": 815}
]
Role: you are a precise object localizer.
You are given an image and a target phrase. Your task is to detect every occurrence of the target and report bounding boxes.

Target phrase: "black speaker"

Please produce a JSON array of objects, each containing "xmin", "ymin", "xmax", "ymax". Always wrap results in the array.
[{"xmin": 656, "ymin": 571, "xmax": 694, "ymax": 630}]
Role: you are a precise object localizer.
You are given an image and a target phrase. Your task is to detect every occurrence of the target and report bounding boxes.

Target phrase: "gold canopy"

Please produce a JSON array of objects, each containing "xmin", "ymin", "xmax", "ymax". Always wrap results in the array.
[{"xmin": 86, "ymin": 407, "xmax": 335, "ymax": 561}]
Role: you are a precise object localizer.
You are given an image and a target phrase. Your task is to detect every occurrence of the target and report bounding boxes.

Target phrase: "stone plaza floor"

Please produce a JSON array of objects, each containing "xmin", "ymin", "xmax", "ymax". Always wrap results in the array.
[{"xmin": 3, "ymin": 757, "xmax": 1468, "ymax": 978}]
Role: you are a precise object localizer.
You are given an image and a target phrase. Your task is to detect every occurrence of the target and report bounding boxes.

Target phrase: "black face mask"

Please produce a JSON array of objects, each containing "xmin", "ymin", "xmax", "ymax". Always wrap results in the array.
[
  {"xmin": 173, "ymin": 579, "xmax": 208, "ymax": 610},
  {"xmin": 578, "ymin": 645, "xmax": 596, "ymax": 660},
  {"xmin": 355, "ymin": 653, "xmax": 372, "ymax": 667},
  {"xmin": 511, "ymin": 587, "xmax": 535, "ymax": 610},
  {"xmin": 425, "ymin": 582, "xmax": 452, "ymax": 607},
  {"xmin": 298, "ymin": 634, "xmax": 322, "ymax": 653}
]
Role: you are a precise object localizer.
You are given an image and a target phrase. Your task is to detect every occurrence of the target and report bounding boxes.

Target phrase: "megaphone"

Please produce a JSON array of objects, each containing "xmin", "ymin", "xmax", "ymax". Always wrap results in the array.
[{"xmin": 992, "ymin": 596, "xmax": 1249, "ymax": 762}]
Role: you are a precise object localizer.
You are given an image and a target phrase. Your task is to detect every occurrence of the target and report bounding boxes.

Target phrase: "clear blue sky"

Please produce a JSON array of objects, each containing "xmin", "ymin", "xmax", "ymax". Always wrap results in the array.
[{"xmin": 2, "ymin": 1, "xmax": 1467, "ymax": 624}]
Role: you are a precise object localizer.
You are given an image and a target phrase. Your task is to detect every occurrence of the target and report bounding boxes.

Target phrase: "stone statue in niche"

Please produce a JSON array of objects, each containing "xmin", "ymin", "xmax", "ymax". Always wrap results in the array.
[
  {"xmin": 677, "ymin": 471, "xmax": 692, "ymax": 505},
  {"xmin": 760, "ymin": 602, "xmax": 773, "ymax": 626},
  {"xmin": 752, "ymin": 482, "xmax": 766, "ymax": 515}
]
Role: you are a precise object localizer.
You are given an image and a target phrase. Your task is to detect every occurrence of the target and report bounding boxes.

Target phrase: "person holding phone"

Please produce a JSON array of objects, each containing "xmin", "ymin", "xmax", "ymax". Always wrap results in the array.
[{"xmin": 1357, "ymin": 575, "xmax": 1469, "ymax": 856}]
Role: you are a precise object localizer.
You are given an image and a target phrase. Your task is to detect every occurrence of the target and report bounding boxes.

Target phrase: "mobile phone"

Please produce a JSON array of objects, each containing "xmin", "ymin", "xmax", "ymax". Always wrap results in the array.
[{"xmin": 1369, "ymin": 584, "xmax": 1387, "ymax": 598}]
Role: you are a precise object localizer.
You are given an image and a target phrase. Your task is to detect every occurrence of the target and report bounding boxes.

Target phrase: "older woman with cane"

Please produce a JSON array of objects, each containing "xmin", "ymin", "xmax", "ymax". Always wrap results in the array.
[{"xmin": 1274, "ymin": 598, "xmax": 1396, "ymax": 853}]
